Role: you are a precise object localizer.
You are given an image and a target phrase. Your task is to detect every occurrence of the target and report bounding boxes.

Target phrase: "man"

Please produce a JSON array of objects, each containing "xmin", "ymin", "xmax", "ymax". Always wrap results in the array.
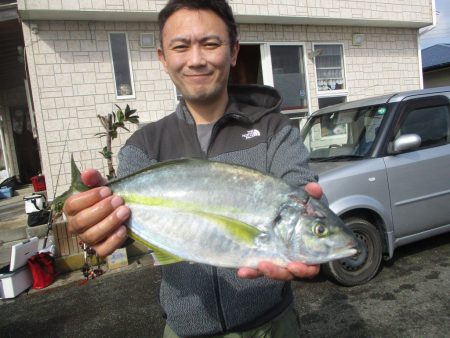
[{"xmin": 64, "ymin": 0, "xmax": 322, "ymax": 337}]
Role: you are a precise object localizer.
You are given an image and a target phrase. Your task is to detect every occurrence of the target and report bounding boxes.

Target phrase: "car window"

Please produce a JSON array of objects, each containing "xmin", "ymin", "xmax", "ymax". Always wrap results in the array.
[
  {"xmin": 397, "ymin": 104, "xmax": 450, "ymax": 149},
  {"xmin": 303, "ymin": 105, "xmax": 387, "ymax": 160}
]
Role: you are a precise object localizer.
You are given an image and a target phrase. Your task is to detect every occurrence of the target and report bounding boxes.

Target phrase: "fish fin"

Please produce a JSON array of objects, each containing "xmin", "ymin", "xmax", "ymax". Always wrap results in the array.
[
  {"xmin": 129, "ymin": 232, "xmax": 183, "ymax": 266},
  {"xmin": 71, "ymin": 154, "xmax": 90, "ymax": 193},
  {"xmin": 52, "ymin": 154, "xmax": 90, "ymax": 215},
  {"xmin": 150, "ymin": 250, "xmax": 184, "ymax": 266},
  {"xmin": 192, "ymin": 211, "xmax": 261, "ymax": 245}
]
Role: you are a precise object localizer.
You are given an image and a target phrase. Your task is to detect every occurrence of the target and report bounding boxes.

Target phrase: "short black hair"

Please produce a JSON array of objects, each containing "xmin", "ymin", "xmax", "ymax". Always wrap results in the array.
[{"xmin": 158, "ymin": 0, "xmax": 238, "ymax": 49}]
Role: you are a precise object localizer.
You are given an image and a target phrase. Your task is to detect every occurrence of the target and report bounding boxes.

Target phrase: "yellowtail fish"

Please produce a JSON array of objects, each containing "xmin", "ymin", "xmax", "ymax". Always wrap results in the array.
[{"xmin": 56, "ymin": 158, "xmax": 358, "ymax": 267}]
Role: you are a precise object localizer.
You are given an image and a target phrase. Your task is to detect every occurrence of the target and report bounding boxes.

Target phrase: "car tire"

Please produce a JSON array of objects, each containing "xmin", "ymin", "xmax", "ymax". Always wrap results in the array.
[{"xmin": 323, "ymin": 217, "xmax": 383, "ymax": 286}]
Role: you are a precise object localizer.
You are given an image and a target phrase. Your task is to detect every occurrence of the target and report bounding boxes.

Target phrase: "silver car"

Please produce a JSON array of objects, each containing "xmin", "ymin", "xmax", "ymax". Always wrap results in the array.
[{"xmin": 302, "ymin": 86, "xmax": 450, "ymax": 286}]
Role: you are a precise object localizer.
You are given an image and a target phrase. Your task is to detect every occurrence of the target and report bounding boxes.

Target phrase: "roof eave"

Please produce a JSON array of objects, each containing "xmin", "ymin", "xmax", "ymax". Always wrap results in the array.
[{"xmin": 17, "ymin": 8, "xmax": 431, "ymax": 28}]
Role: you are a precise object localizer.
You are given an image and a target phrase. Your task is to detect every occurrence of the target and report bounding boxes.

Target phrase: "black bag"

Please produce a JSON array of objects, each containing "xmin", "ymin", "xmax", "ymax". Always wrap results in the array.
[{"xmin": 27, "ymin": 210, "xmax": 51, "ymax": 227}]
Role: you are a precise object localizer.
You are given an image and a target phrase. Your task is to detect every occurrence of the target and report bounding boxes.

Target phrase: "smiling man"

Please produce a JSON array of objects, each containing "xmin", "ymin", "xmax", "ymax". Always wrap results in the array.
[
  {"xmin": 64, "ymin": 1, "xmax": 321, "ymax": 337},
  {"xmin": 157, "ymin": 8, "xmax": 238, "ymax": 123}
]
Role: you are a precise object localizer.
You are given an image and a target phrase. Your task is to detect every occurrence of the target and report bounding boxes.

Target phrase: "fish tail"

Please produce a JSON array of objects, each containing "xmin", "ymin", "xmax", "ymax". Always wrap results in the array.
[{"xmin": 52, "ymin": 154, "xmax": 90, "ymax": 216}]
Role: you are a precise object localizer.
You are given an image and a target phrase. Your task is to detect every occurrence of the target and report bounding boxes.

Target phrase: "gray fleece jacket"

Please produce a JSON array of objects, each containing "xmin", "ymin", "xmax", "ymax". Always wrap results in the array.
[{"xmin": 117, "ymin": 84, "xmax": 316, "ymax": 337}]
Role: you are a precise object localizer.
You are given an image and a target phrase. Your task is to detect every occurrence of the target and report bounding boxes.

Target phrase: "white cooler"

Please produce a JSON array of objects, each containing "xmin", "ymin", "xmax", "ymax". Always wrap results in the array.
[{"xmin": 0, "ymin": 237, "xmax": 38, "ymax": 299}]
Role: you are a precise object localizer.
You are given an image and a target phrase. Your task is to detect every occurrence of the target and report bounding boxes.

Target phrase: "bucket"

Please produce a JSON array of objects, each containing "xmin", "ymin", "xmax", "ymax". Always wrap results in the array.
[{"xmin": 31, "ymin": 175, "xmax": 46, "ymax": 192}]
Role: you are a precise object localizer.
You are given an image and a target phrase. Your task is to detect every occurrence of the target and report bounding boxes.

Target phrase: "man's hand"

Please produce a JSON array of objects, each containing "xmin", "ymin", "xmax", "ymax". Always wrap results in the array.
[
  {"xmin": 237, "ymin": 182, "xmax": 323, "ymax": 280},
  {"xmin": 63, "ymin": 169, "xmax": 130, "ymax": 257}
]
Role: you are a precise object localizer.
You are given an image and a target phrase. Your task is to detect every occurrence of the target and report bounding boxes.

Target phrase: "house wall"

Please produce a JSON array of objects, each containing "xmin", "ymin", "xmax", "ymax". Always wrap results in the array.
[
  {"xmin": 22, "ymin": 18, "xmax": 422, "ymax": 196},
  {"xmin": 18, "ymin": 0, "xmax": 433, "ymax": 26},
  {"xmin": 423, "ymin": 67, "xmax": 450, "ymax": 88}
]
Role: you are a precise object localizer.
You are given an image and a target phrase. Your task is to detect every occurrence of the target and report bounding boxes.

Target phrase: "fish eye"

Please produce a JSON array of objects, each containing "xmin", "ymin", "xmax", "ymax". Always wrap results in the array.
[{"xmin": 312, "ymin": 223, "xmax": 329, "ymax": 237}]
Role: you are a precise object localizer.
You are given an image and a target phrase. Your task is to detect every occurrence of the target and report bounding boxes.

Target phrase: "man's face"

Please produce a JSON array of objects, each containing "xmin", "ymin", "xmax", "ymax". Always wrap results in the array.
[{"xmin": 158, "ymin": 9, "xmax": 239, "ymax": 106}]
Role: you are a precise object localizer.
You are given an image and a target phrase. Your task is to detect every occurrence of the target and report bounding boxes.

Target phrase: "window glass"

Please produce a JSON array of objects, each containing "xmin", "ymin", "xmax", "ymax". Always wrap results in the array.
[
  {"xmin": 399, "ymin": 105, "xmax": 450, "ymax": 148},
  {"xmin": 318, "ymin": 96, "xmax": 347, "ymax": 109},
  {"xmin": 270, "ymin": 45, "xmax": 308, "ymax": 112},
  {"xmin": 109, "ymin": 32, "xmax": 134, "ymax": 98},
  {"xmin": 302, "ymin": 105, "xmax": 387, "ymax": 159},
  {"xmin": 314, "ymin": 44, "xmax": 345, "ymax": 92}
]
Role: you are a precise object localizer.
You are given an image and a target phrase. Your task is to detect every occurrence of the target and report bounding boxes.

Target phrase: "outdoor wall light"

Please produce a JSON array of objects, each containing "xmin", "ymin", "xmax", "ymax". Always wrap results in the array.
[
  {"xmin": 30, "ymin": 23, "xmax": 39, "ymax": 34},
  {"xmin": 352, "ymin": 33, "xmax": 365, "ymax": 46},
  {"xmin": 140, "ymin": 33, "xmax": 155, "ymax": 48}
]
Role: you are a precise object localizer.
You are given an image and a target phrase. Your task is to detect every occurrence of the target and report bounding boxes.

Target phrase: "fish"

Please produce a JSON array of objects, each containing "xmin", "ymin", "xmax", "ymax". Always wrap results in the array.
[{"xmin": 56, "ymin": 157, "xmax": 358, "ymax": 268}]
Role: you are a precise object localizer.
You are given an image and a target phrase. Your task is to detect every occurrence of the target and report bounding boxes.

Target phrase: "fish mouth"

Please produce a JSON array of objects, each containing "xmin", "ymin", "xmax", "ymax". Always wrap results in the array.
[{"xmin": 327, "ymin": 247, "xmax": 358, "ymax": 262}]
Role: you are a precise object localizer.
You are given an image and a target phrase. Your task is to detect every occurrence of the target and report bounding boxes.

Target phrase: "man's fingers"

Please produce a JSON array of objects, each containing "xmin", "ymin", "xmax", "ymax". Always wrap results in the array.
[
  {"xmin": 64, "ymin": 187, "xmax": 112, "ymax": 216},
  {"xmin": 304, "ymin": 182, "xmax": 323, "ymax": 200},
  {"xmin": 81, "ymin": 169, "xmax": 108, "ymax": 187},
  {"xmin": 237, "ymin": 267, "xmax": 264, "ymax": 279},
  {"xmin": 91, "ymin": 225, "xmax": 129, "ymax": 257},
  {"xmin": 238, "ymin": 262, "xmax": 320, "ymax": 281},
  {"xmin": 78, "ymin": 205, "xmax": 130, "ymax": 245},
  {"xmin": 287, "ymin": 262, "xmax": 320, "ymax": 279},
  {"xmin": 257, "ymin": 262, "xmax": 294, "ymax": 281},
  {"xmin": 69, "ymin": 195, "xmax": 125, "ymax": 234}
]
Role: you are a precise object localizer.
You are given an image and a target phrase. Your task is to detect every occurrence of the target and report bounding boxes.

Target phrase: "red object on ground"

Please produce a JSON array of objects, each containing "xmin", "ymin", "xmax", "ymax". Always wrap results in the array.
[
  {"xmin": 27, "ymin": 252, "xmax": 55, "ymax": 289},
  {"xmin": 31, "ymin": 175, "xmax": 46, "ymax": 192}
]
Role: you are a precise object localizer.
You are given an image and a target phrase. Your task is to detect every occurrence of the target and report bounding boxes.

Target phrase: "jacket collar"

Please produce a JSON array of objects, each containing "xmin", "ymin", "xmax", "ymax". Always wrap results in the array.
[{"xmin": 175, "ymin": 84, "xmax": 282, "ymax": 125}]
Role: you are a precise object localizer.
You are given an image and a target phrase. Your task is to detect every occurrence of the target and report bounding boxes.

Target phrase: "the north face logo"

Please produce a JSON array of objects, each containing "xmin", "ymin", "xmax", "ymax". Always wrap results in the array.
[{"xmin": 242, "ymin": 129, "xmax": 261, "ymax": 140}]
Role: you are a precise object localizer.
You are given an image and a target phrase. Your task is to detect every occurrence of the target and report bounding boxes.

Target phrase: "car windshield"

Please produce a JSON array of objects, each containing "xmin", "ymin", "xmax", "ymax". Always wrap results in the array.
[{"xmin": 302, "ymin": 105, "xmax": 388, "ymax": 161}]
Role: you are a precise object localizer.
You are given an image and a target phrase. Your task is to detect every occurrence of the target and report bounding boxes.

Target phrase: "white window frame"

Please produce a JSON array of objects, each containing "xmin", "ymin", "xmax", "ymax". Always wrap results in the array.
[
  {"xmin": 108, "ymin": 32, "xmax": 136, "ymax": 100},
  {"xmin": 244, "ymin": 41, "xmax": 312, "ymax": 116},
  {"xmin": 171, "ymin": 42, "xmax": 312, "ymax": 117},
  {"xmin": 313, "ymin": 42, "xmax": 348, "ymax": 98}
]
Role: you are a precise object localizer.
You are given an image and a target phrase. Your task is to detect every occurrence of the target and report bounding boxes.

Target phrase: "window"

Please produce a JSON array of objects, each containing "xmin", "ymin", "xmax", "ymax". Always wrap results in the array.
[
  {"xmin": 398, "ymin": 105, "xmax": 450, "ymax": 149},
  {"xmin": 109, "ymin": 32, "xmax": 135, "ymax": 99},
  {"xmin": 231, "ymin": 43, "xmax": 309, "ymax": 117},
  {"xmin": 314, "ymin": 44, "xmax": 346, "ymax": 92},
  {"xmin": 303, "ymin": 105, "xmax": 387, "ymax": 159},
  {"xmin": 270, "ymin": 45, "xmax": 308, "ymax": 113}
]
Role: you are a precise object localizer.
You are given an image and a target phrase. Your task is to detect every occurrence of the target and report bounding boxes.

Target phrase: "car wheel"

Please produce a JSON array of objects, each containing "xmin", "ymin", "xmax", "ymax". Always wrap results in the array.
[{"xmin": 323, "ymin": 217, "xmax": 383, "ymax": 286}]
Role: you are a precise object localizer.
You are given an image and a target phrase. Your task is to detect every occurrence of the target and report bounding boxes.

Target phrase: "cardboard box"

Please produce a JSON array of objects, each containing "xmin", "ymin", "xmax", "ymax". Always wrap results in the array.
[{"xmin": 0, "ymin": 237, "xmax": 39, "ymax": 299}]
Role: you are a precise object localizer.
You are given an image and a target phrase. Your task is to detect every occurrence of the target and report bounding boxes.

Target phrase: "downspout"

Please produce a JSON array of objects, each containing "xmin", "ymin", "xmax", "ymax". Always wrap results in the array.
[{"xmin": 418, "ymin": 0, "xmax": 437, "ymax": 89}]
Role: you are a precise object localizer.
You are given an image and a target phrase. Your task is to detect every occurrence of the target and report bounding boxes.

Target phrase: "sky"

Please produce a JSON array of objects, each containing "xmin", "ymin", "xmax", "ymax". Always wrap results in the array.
[{"xmin": 420, "ymin": 0, "xmax": 450, "ymax": 49}]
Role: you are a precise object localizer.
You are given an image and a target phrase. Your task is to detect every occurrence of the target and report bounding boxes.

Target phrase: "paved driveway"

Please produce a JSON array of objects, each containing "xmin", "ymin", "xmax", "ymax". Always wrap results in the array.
[{"xmin": 1, "ymin": 232, "xmax": 449, "ymax": 337}]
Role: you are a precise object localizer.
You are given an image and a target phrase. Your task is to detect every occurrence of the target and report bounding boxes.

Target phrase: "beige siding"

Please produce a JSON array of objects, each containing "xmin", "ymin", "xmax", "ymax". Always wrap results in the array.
[
  {"xmin": 22, "ymin": 17, "xmax": 422, "ymax": 195},
  {"xmin": 18, "ymin": 0, "xmax": 433, "ymax": 27}
]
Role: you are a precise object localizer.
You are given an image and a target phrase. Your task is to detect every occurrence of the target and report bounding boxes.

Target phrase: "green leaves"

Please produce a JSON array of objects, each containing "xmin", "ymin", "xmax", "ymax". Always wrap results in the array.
[
  {"xmin": 96, "ymin": 104, "xmax": 139, "ymax": 177},
  {"xmin": 99, "ymin": 146, "xmax": 113, "ymax": 159}
]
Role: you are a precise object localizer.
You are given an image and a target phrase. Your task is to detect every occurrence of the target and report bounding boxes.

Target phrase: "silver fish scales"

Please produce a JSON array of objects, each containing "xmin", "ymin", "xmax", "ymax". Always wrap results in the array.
[{"xmin": 105, "ymin": 158, "xmax": 358, "ymax": 267}]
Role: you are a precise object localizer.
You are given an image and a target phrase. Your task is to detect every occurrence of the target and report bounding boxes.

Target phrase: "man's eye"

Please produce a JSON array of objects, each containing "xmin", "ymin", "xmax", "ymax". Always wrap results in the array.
[
  {"xmin": 204, "ymin": 42, "xmax": 221, "ymax": 49},
  {"xmin": 172, "ymin": 45, "xmax": 188, "ymax": 51}
]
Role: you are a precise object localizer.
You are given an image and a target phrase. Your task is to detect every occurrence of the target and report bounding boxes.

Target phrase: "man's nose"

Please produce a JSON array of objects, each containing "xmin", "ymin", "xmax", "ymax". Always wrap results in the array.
[{"xmin": 188, "ymin": 45, "xmax": 206, "ymax": 67}]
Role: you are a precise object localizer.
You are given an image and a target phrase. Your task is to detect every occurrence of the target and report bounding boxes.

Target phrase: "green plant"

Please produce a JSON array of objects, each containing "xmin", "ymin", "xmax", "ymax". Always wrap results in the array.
[{"xmin": 96, "ymin": 104, "xmax": 139, "ymax": 179}]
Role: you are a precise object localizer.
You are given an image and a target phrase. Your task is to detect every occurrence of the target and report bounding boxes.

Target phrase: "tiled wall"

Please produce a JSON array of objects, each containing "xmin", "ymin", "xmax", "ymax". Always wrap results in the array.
[
  {"xmin": 22, "ymin": 18, "xmax": 421, "ymax": 196},
  {"xmin": 19, "ymin": 0, "xmax": 432, "ymax": 25}
]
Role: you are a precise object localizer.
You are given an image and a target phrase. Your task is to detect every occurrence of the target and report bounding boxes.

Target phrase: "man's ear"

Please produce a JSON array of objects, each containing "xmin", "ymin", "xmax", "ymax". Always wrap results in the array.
[
  {"xmin": 230, "ymin": 41, "xmax": 240, "ymax": 67},
  {"xmin": 157, "ymin": 47, "xmax": 168, "ymax": 73}
]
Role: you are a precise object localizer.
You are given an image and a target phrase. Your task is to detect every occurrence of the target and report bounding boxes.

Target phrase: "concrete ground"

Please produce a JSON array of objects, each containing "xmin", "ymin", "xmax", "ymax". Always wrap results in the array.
[
  {"xmin": 1, "ymin": 232, "xmax": 449, "ymax": 337},
  {"xmin": 0, "ymin": 183, "xmax": 149, "ymax": 294}
]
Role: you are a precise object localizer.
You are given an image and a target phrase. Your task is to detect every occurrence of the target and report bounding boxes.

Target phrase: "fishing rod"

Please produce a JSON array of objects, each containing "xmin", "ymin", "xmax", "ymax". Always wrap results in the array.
[{"xmin": 43, "ymin": 124, "xmax": 70, "ymax": 249}]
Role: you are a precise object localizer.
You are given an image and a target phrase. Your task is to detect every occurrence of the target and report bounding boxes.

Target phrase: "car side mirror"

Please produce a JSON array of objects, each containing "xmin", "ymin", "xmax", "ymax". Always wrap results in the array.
[{"xmin": 392, "ymin": 134, "xmax": 421, "ymax": 153}]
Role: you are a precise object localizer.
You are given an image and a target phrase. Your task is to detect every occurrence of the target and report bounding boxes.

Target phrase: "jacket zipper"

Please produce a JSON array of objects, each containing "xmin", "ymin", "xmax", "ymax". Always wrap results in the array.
[
  {"xmin": 192, "ymin": 112, "xmax": 245, "ymax": 332},
  {"xmin": 193, "ymin": 118, "xmax": 228, "ymax": 332}
]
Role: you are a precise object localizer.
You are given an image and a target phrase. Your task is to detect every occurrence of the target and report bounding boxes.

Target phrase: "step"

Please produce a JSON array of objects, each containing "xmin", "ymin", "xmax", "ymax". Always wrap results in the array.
[{"xmin": 0, "ymin": 225, "xmax": 27, "ymax": 243}]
